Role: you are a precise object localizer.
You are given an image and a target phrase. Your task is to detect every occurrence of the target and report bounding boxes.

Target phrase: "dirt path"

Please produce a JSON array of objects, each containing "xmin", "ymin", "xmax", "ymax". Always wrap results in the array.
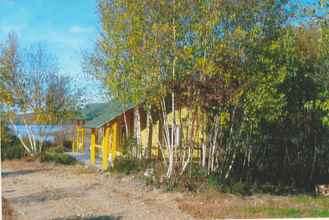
[{"xmin": 2, "ymin": 160, "xmax": 195, "ymax": 220}]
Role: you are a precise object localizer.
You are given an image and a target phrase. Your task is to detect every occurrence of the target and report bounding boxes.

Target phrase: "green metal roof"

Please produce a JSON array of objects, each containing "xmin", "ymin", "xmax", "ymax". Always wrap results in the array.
[
  {"xmin": 76, "ymin": 103, "xmax": 108, "ymax": 121},
  {"xmin": 83, "ymin": 100, "xmax": 136, "ymax": 129}
]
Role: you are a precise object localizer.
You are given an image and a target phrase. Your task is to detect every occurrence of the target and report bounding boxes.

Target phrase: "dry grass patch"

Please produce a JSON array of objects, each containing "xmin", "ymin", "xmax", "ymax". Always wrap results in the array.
[
  {"xmin": 70, "ymin": 164, "xmax": 99, "ymax": 175},
  {"xmin": 2, "ymin": 159, "xmax": 46, "ymax": 171},
  {"xmin": 2, "ymin": 197, "xmax": 15, "ymax": 220},
  {"xmin": 177, "ymin": 189, "xmax": 329, "ymax": 219}
]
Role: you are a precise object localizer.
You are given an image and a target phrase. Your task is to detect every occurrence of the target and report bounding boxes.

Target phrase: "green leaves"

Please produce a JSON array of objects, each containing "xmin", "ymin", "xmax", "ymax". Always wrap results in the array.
[{"xmin": 84, "ymin": 0, "xmax": 329, "ymax": 187}]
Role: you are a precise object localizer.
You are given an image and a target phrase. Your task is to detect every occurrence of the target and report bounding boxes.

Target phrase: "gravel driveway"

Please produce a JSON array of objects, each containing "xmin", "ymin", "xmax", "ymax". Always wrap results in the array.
[{"xmin": 2, "ymin": 160, "xmax": 194, "ymax": 220}]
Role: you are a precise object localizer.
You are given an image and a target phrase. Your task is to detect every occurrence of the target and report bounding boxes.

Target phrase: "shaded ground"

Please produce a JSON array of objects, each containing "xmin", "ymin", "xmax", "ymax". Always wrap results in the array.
[{"xmin": 2, "ymin": 160, "xmax": 193, "ymax": 220}]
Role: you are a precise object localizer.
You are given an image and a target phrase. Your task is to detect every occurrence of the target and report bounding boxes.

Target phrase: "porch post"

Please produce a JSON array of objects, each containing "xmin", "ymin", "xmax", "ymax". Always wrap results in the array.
[
  {"xmin": 72, "ymin": 121, "xmax": 76, "ymax": 152},
  {"xmin": 81, "ymin": 127, "xmax": 85, "ymax": 154},
  {"xmin": 75, "ymin": 124, "xmax": 80, "ymax": 152},
  {"xmin": 90, "ymin": 128, "xmax": 96, "ymax": 165},
  {"xmin": 102, "ymin": 124, "xmax": 110, "ymax": 170},
  {"xmin": 111, "ymin": 121, "xmax": 118, "ymax": 162}
]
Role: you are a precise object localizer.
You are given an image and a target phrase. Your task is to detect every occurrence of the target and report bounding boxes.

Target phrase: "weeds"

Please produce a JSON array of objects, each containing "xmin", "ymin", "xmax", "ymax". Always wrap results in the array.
[
  {"xmin": 40, "ymin": 146, "xmax": 76, "ymax": 165},
  {"xmin": 110, "ymin": 159, "xmax": 157, "ymax": 175}
]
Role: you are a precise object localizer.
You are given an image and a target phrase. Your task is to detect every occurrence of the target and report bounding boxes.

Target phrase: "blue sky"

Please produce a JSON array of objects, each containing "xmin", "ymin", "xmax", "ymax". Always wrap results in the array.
[{"xmin": 0, "ymin": 0, "xmax": 105, "ymax": 102}]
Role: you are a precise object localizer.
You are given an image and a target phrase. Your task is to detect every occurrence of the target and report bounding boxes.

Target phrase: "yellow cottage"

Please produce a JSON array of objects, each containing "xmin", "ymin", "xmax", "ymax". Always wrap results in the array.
[{"xmin": 72, "ymin": 100, "xmax": 202, "ymax": 170}]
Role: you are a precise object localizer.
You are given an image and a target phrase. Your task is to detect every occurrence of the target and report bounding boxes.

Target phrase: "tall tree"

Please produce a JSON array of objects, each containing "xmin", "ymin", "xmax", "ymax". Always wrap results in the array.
[{"xmin": 1, "ymin": 34, "xmax": 81, "ymax": 155}]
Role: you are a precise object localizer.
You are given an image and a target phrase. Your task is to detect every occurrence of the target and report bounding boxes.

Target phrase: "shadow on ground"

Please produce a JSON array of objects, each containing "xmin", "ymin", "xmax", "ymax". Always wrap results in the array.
[
  {"xmin": 2, "ymin": 169, "xmax": 49, "ymax": 178},
  {"xmin": 10, "ymin": 186, "xmax": 89, "ymax": 205},
  {"xmin": 53, "ymin": 215, "xmax": 122, "ymax": 220}
]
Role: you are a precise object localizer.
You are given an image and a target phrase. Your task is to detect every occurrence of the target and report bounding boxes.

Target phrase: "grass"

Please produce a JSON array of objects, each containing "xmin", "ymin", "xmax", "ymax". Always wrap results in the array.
[
  {"xmin": 101, "ymin": 159, "xmax": 329, "ymax": 218},
  {"xmin": 245, "ymin": 205, "xmax": 329, "ymax": 218},
  {"xmin": 177, "ymin": 189, "xmax": 329, "ymax": 219},
  {"xmin": 246, "ymin": 206, "xmax": 301, "ymax": 218}
]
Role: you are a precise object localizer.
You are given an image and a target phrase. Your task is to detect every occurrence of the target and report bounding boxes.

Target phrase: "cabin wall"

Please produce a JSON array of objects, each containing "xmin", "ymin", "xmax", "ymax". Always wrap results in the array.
[
  {"xmin": 79, "ymin": 106, "xmax": 205, "ymax": 170},
  {"xmin": 140, "ymin": 107, "xmax": 203, "ymax": 158},
  {"xmin": 94, "ymin": 106, "xmax": 204, "ymax": 166}
]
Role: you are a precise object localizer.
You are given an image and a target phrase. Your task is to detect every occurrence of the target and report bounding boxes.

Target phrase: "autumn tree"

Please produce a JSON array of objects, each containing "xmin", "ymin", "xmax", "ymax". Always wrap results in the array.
[
  {"xmin": 1, "ymin": 34, "xmax": 81, "ymax": 155},
  {"xmin": 87, "ymin": 0, "xmax": 329, "ymax": 190}
]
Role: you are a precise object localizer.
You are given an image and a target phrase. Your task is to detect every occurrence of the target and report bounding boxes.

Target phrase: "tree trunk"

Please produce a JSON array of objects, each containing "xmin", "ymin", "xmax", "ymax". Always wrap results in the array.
[
  {"xmin": 123, "ymin": 111, "xmax": 129, "ymax": 137},
  {"xmin": 145, "ymin": 106, "xmax": 153, "ymax": 159},
  {"xmin": 161, "ymin": 98, "xmax": 173, "ymax": 178},
  {"xmin": 201, "ymin": 142, "xmax": 206, "ymax": 168},
  {"xmin": 168, "ymin": 0, "xmax": 177, "ymax": 179},
  {"xmin": 208, "ymin": 115, "xmax": 219, "ymax": 173},
  {"xmin": 133, "ymin": 107, "xmax": 141, "ymax": 158}
]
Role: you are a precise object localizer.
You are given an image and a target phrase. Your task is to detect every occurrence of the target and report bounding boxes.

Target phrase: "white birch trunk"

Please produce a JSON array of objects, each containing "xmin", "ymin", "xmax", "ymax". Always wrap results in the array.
[
  {"xmin": 144, "ymin": 106, "xmax": 153, "ymax": 159},
  {"xmin": 181, "ymin": 146, "xmax": 192, "ymax": 175},
  {"xmin": 208, "ymin": 115, "xmax": 219, "ymax": 173},
  {"xmin": 168, "ymin": 0, "xmax": 177, "ymax": 178},
  {"xmin": 9, "ymin": 117, "xmax": 46, "ymax": 156},
  {"xmin": 160, "ymin": 98, "xmax": 174, "ymax": 178},
  {"xmin": 225, "ymin": 150, "xmax": 236, "ymax": 179},
  {"xmin": 202, "ymin": 142, "xmax": 206, "ymax": 168},
  {"xmin": 9, "ymin": 120, "xmax": 32, "ymax": 155},
  {"xmin": 133, "ymin": 107, "xmax": 141, "ymax": 158}
]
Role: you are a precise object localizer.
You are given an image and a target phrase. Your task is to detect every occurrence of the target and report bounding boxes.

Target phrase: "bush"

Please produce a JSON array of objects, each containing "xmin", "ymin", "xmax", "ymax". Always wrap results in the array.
[
  {"xmin": 179, "ymin": 165, "xmax": 209, "ymax": 192},
  {"xmin": 1, "ymin": 125, "xmax": 24, "ymax": 160},
  {"xmin": 40, "ymin": 146, "xmax": 76, "ymax": 165},
  {"xmin": 111, "ymin": 159, "xmax": 147, "ymax": 175},
  {"xmin": 230, "ymin": 181, "xmax": 251, "ymax": 196},
  {"xmin": 207, "ymin": 174, "xmax": 220, "ymax": 188},
  {"xmin": 2, "ymin": 144, "xmax": 24, "ymax": 160},
  {"xmin": 121, "ymin": 137, "xmax": 139, "ymax": 158},
  {"xmin": 253, "ymin": 183, "xmax": 298, "ymax": 195}
]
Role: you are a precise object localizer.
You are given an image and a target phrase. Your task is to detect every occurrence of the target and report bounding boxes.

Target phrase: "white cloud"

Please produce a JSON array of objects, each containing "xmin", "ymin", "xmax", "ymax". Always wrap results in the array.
[{"xmin": 69, "ymin": 25, "xmax": 93, "ymax": 33}]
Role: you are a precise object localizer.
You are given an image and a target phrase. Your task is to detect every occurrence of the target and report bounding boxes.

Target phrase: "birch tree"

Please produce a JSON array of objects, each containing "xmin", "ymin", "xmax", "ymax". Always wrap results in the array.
[
  {"xmin": 86, "ymin": 0, "xmax": 329, "ymax": 188},
  {"xmin": 1, "ymin": 34, "xmax": 80, "ymax": 155}
]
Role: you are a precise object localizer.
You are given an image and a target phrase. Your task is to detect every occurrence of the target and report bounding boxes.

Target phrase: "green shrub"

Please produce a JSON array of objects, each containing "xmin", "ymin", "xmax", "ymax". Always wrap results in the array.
[
  {"xmin": 230, "ymin": 181, "xmax": 251, "ymax": 195},
  {"xmin": 120, "ymin": 137, "xmax": 138, "ymax": 158},
  {"xmin": 170, "ymin": 163, "xmax": 209, "ymax": 192},
  {"xmin": 111, "ymin": 159, "xmax": 145, "ymax": 175},
  {"xmin": 40, "ymin": 146, "xmax": 76, "ymax": 165},
  {"xmin": 249, "ymin": 182, "xmax": 298, "ymax": 195},
  {"xmin": 48, "ymin": 146, "xmax": 65, "ymax": 153},
  {"xmin": 165, "ymin": 180, "xmax": 177, "ymax": 192},
  {"xmin": 2, "ymin": 144, "xmax": 24, "ymax": 160},
  {"xmin": 1, "ymin": 125, "xmax": 24, "ymax": 160},
  {"xmin": 207, "ymin": 174, "xmax": 220, "ymax": 188}
]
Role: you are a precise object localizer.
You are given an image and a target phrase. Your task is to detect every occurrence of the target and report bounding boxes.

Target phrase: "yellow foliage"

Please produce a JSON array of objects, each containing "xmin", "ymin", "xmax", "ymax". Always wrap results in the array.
[{"xmin": 220, "ymin": 112, "xmax": 230, "ymax": 125}]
